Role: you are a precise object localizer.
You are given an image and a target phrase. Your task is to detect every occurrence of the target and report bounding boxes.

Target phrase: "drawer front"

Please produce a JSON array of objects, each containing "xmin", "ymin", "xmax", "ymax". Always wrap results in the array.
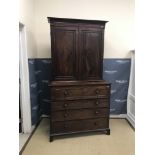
[
  {"xmin": 51, "ymin": 85, "xmax": 110, "ymax": 100},
  {"xmin": 51, "ymin": 108, "xmax": 108, "ymax": 122},
  {"xmin": 51, "ymin": 118, "xmax": 108, "ymax": 134},
  {"xmin": 51, "ymin": 99, "xmax": 109, "ymax": 111}
]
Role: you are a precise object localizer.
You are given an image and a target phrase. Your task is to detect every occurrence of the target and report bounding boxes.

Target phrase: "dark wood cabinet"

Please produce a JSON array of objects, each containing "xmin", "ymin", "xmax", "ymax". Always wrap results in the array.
[
  {"xmin": 48, "ymin": 17, "xmax": 110, "ymax": 141},
  {"xmin": 48, "ymin": 17, "xmax": 106, "ymax": 80}
]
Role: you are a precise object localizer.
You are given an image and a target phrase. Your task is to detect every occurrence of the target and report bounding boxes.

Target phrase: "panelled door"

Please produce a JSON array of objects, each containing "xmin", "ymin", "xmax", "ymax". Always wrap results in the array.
[
  {"xmin": 51, "ymin": 26, "xmax": 78, "ymax": 80},
  {"xmin": 78, "ymin": 26, "xmax": 103, "ymax": 80}
]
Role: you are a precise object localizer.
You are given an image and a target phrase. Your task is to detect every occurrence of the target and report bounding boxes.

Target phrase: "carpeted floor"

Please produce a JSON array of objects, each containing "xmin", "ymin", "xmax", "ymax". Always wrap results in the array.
[{"xmin": 22, "ymin": 118, "xmax": 135, "ymax": 155}]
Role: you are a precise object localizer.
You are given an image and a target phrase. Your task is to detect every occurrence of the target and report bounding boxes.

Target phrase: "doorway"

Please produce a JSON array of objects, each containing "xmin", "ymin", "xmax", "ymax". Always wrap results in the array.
[{"xmin": 19, "ymin": 23, "xmax": 32, "ymax": 133}]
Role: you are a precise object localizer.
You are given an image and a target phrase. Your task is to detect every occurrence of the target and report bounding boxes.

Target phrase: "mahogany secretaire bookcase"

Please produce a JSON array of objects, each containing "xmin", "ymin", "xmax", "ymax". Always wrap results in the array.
[{"xmin": 47, "ymin": 17, "xmax": 111, "ymax": 142}]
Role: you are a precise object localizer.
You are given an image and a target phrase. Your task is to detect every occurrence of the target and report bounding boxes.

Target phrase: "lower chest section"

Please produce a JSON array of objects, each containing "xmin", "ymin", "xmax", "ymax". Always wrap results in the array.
[{"xmin": 49, "ymin": 81, "xmax": 111, "ymax": 136}]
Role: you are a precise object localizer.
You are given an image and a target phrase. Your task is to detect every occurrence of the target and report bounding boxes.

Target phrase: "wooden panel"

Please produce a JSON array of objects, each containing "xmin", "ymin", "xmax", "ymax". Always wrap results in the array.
[
  {"xmin": 51, "ymin": 118, "xmax": 108, "ymax": 134},
  {"xmin": 52, "ymin": 26, "xmax": 78, "ymax": 80},
  {"xmin": 51, "ymin": 108, "xmax": 108, "ymax": 122},
  {"xmin": 51, "ymin": 99, "xmax": 109, "ymax": 111},
  {"xmin": 79, "ymin": 27, "xmax": 103, "ymax": 80},
  {"xmin": 51, "ymin": 85, "xmax": 110, "ymax": 100}
]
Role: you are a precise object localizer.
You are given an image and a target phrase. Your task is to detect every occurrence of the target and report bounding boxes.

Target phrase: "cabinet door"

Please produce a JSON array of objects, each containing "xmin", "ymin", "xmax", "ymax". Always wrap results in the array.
[
  {"xmin": 51, "ymin": 26, "xmax": 78, "ymax": 80},
  {"xmin": 79, "ymin": 27, "xmax": 104, "ymax": 80}
]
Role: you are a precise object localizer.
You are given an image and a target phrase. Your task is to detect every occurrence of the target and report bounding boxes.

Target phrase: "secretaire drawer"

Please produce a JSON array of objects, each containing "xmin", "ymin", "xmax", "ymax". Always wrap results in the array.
[
  {"xmin": 51, "ymin": 118, "xmax": 108, "ymax": 134},
  {"xmin": 51, "ymin": 85, "xmax": 110, "ymax": 100},
  {"xmin": 51, "ymin": 108, "xmax": 109, "ymax": 122},
  {"xmin": 51, "ymin": 98, "xmax": 109, "ymax": 111}
]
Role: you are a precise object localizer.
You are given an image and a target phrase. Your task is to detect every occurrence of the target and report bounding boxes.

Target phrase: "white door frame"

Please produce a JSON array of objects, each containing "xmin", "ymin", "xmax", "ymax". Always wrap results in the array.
[
  {"xmin": 19, "ymin": 23, "xmax": 32, "ymax": 133},
  {"xmin": 127, "ymin": 50, "xmax": 135, "ymax": 128}
]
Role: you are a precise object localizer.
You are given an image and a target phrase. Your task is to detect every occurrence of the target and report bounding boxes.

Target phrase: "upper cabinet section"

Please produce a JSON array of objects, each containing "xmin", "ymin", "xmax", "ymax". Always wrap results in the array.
[{"xmin": 48, "ymin": 17, "xmax": 108, "ymax": 81}]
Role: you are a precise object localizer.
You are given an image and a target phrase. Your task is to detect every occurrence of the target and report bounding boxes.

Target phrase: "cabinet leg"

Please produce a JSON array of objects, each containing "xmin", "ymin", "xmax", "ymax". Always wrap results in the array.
[
  {"xmin": 50, "ymin": 136, "xmax": 53, "ymax": 142},
  {"xmin": 105, "ymin": 129, "xmax": 110, "ymax": 135}
]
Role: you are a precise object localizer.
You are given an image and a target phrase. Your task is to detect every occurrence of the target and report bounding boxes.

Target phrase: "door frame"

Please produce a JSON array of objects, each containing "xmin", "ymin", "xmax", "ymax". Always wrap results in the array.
[
  {"xmin": 127, "ymin": 50, "xmax": 135, "ymax": 128},
  {"xmin": 19, "ymin": 22, "xmax": 32, "ymax": 133}
]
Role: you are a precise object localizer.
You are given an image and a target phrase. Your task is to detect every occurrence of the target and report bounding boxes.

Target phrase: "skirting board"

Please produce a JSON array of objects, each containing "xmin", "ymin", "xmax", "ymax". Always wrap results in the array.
[
  {"xmin": 41, "ymin": 114, "xmax": 127, "ymax": 119},
  {"xmin": 41, "ymin": 114, "xmax": 50, "ymax": 118},
  {"xmin": 19, "ymin": 118, "xmax": 42, "ymax": 154},
  {"xmin": 110, "ymin": 114, "xmax": 135, "ymax": 128},
  {"xmin": 19, "ymin": 125, "xmax": 35, "ymax": 152},
  {"xmin": 41, "ymin": 114, "xmax": 135, "ymax": 128},
  {"xmin": 126, "ymin": 113, "xmax": 135, "ymax": 128},
  {"xmin": 110, "ymin": 114, "xmax": 127, "ymax": 119}
]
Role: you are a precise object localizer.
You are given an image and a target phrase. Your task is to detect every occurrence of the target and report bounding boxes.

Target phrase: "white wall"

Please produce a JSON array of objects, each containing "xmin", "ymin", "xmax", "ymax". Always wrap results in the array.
[
  {"xmin": 34, "ymin": 0, "xmax": 134, "ymax": 58},
  {"xmin": 19, "ymin": 0, "xmax": 37, "ymax": 58}
]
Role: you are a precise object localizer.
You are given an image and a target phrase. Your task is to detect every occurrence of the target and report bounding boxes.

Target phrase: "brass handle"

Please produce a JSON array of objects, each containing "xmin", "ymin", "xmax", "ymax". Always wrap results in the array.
[
  {"xmin": 95, "ymin": 101, "xmax": 99, "ymax": 105},
  {"xmin": 64, "ymin": 90, "xmax": 69, "ymax": 96},
  {"xmin": 95, "ymin": 89, "xmax": 99, "ymax": 94},
  {"xmin": 63, "ymin": 103, "xmax": 68, "ymax": 107},
  {"xmin": 64, "ymin": 113, "xmax": 68, "ymax": 118},
  {"xmin": 95, "ymin": 111, "xmax": 99, "ymax": 115}
]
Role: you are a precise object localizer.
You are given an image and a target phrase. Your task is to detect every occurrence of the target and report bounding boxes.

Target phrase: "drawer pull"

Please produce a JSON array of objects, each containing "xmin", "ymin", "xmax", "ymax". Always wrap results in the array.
[
  {"xmin": 63, "ymin": 103, "xmax": 68, "ymax": 107},
  {"xmin": 95, "ymin": 101, "xmax": 99, "ymax": 105},
  {"xmin": 95, "ymin": 111, "xmax": 99, "ymax": 115},
  {"xmin": 64, "ymin": 90, "xmax": 69, "ymax": 96},
  {"xmin": 64, "ymin": 113, "xmax": 68, "ymax": 118},
  {"xmin": 95, "ymin": 89, "xmax": 100, "ymax": 94}
]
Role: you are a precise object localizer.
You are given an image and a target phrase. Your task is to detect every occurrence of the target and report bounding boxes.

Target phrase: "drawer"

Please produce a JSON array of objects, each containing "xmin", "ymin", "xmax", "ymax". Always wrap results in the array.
[
  {"xmin": 51, "ymin": 99, "xmax": 109, "ymax": 111},
  {"xmin": 51, "ymin": 108, "xmax": 108, "ymax": 122},
  {"xmin": 51, "ymin": 85, "xmax": 110, "ymax": 100},
  {"xmin": 51, "ymin": 118, "xmax": 108, "ymax": 134}
]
